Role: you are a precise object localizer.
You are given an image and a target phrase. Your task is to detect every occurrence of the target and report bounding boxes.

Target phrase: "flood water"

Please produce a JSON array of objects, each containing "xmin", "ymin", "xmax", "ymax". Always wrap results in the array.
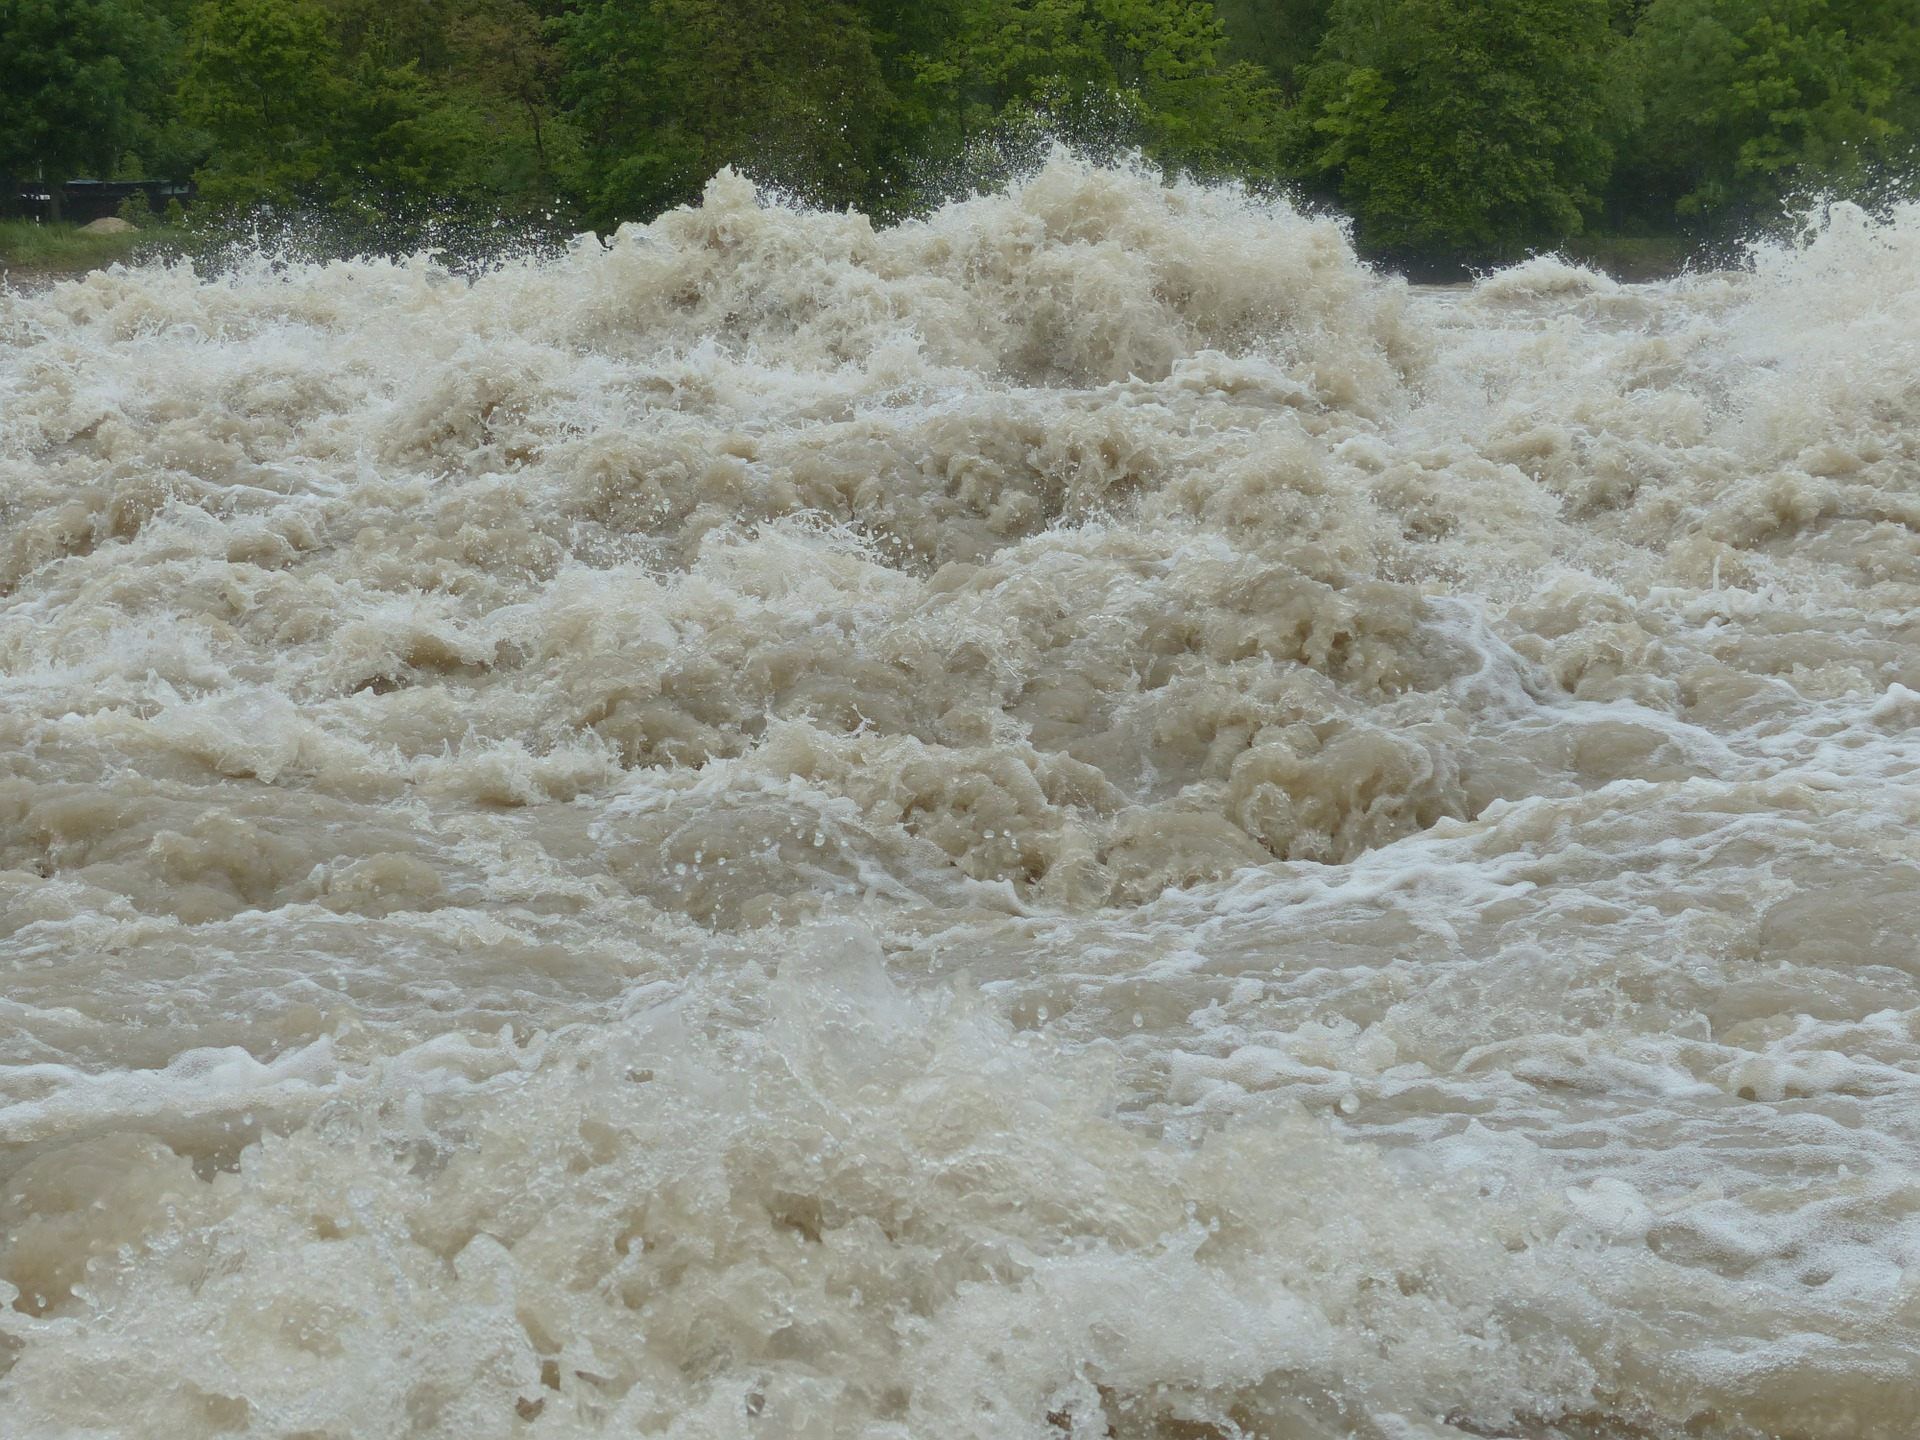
[{"xmin": 2, "ymin": 158, "xmax": 1918, "ymax": 1438}]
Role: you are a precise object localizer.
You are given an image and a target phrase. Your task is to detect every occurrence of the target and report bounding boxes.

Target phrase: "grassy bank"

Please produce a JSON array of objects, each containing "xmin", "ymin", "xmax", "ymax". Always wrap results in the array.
[{"xmin": 0, "ymin": 221, "xmax": 186, "ymax": 278}]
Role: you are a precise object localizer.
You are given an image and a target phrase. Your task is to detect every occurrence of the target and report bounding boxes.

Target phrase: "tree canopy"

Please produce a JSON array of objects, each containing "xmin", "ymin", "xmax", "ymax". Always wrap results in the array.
[
  {"xmin": 0, "ymin": 0, "xmax": 176, "ymax": 207},
  {"xmin": 4, "ymin": 0, "xmax": 1915, "ymax": 262},
  {"xmin": 1292, "ymin": 0, "xmax": 1617, "ymax": 256},
  {"xmin": 1621, "ymin": 0, "xmax": 1919, "ymax": 226}
]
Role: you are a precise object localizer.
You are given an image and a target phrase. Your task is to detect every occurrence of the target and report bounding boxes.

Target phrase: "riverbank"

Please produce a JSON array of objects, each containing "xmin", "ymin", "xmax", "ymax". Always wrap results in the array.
[
  {"xmin": 2, "ymin": 180, "xmax": 1710, "ymax": 291},
  {"xmin": 1556, "ymin": 233, "xmax": 1701, "ymax": 282},
  {"xmin": 0, "ymin": 221, "xmax": 186, "ymax": 283},
  {"xmin": 1383, "ymin": 232, "xmax": 1704, "ymax": 285},
  {"xmin": 2, "ymin": 220, "xmax": 1708, "ymax": 292}
]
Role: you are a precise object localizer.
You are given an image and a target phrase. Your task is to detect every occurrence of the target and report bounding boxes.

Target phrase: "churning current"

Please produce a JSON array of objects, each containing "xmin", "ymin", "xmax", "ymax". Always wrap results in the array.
[{"xmin": 2, "ymin": 157, "xmax": 1918, "ymax": 1439}]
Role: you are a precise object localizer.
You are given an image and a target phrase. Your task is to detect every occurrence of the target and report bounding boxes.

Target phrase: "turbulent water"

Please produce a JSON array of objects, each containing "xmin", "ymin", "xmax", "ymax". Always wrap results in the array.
[{"xmin": 2, "ymin": 158, "xmax": 1918, "ymax": 1439}]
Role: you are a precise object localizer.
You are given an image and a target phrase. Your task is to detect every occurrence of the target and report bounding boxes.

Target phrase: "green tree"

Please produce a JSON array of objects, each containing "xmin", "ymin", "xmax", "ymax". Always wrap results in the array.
[
  {"xmin": 179, "ymin": 0, "xmax": 535, "ymax": 220},
  {"xmin": 1295, "ymin": 0, "xmax": 1617, "ymax": 257},
  {"xmin": 323, "ymin": 0, "xmax": 462, "ymax": 72},
  {"xmin": 1213, "ymin": 0, "xmax": 1332, "ymax": 94},
  {"xmin": 555, "ymin": 0, "xmax": 898, "ymax": 227},
  {"xmin": 1621, "ymin": 0, "xmax": 1916, "ymax": 227},
  {"xmin": 177, "ymin": 0, "xmax": 345, "ymax": 206},
  {"xmin": 0, "ymin": 0, "xmax": 175, "ymax": 213},
  {"xmin": 321, "ymin": 0, "xmax": 581, "ymax": 215},
  {"xmin": 914, "ymin": 0, "xmax": 1285, "ymax": 177},
  {"xmin": 447, "ymin": 0, "xmax": 576, "ymax": 200}
]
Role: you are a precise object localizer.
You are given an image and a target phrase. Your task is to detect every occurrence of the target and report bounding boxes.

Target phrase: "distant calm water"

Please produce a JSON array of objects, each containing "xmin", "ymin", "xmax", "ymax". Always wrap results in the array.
[{"xmin": 3, "ymin": 158, "xmax": 1917, "ymax": 1438}]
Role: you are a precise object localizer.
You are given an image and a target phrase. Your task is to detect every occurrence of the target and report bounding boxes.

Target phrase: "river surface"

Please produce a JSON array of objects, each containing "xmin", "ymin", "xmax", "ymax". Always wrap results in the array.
[{"xmin": 3, "ymin": 159, "xmax": 1918, "ymax": 1439}]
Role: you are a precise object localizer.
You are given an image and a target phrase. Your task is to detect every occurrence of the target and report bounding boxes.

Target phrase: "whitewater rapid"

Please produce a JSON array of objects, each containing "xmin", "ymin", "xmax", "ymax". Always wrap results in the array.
[{"xmin": 2, "ymin": 159, "xmax": 1918, "ymax": 1438}]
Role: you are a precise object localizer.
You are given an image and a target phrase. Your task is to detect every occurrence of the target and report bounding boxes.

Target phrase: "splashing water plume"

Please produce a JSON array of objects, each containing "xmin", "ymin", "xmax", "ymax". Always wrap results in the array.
[{"xmin": 3, "ymin": 156, "xmax": 1919, "ymax": 1438}]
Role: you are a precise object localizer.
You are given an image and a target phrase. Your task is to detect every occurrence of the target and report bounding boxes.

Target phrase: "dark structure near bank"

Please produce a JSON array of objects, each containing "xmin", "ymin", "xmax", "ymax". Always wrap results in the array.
[{"xmin": 2, "ymin": 180, "xmax": 195, "ymax": 225}]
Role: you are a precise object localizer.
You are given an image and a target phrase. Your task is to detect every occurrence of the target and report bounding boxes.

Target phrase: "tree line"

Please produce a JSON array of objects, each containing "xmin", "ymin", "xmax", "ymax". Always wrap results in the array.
[{"xmin": 3, "ymin": 0, "xmax": 1916, "ymax": 262}]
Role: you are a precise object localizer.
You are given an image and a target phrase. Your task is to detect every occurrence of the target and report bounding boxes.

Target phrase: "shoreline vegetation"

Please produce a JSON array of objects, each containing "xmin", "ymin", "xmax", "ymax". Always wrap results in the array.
[
  {"xmin": 3, "ymin": 1, "xmax": 1915, "ymax": 278},
  {"xmin": 0, "ymin": 219, "xmax": 186, "ymax": 279},
  {"xmin": 2, "ymin": 213, "xmax": 1706, "ymax": 288}
]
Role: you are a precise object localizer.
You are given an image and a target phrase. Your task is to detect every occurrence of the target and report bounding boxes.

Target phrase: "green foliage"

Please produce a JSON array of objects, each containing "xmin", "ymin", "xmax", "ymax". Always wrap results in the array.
[
  {"xmin": 446, "ymin": 0, "xmax": 579, "ymax": 202},
  {"xmin": 0, "ymin": 0, "xmax": 176, "ymax": 200},
  {"xmin": 6, "ymin": 0, "xmax": 1915, "ymax": 266},
  {"xmin": 910, "ymin": 0, "xmax": 1284, "ymax": 175},
  {"xmin": 1622, "ymin": 0, "xmax": 1916, "ymax": 228},
  {"xmin": 556, "ymin": 0, "xmax": 899, "ymax": 227},
  {"xmin": 1213, "ymin": 0, "xmax": 1332, "ymax": 93},
  {"xmin": 178, "ymin": 0, "xmax": 568, "ymax": 221},
  {"xmin": 177, "ymin": 0, "xmax": 344, "ymax": 205},
  {"xmin": 549, "ymin": 0, "xmax": 1284, "ymax": 225},
  {"xmin": 1294, "ymin": 0, "xmax": 1618, "ymax": 257}
]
